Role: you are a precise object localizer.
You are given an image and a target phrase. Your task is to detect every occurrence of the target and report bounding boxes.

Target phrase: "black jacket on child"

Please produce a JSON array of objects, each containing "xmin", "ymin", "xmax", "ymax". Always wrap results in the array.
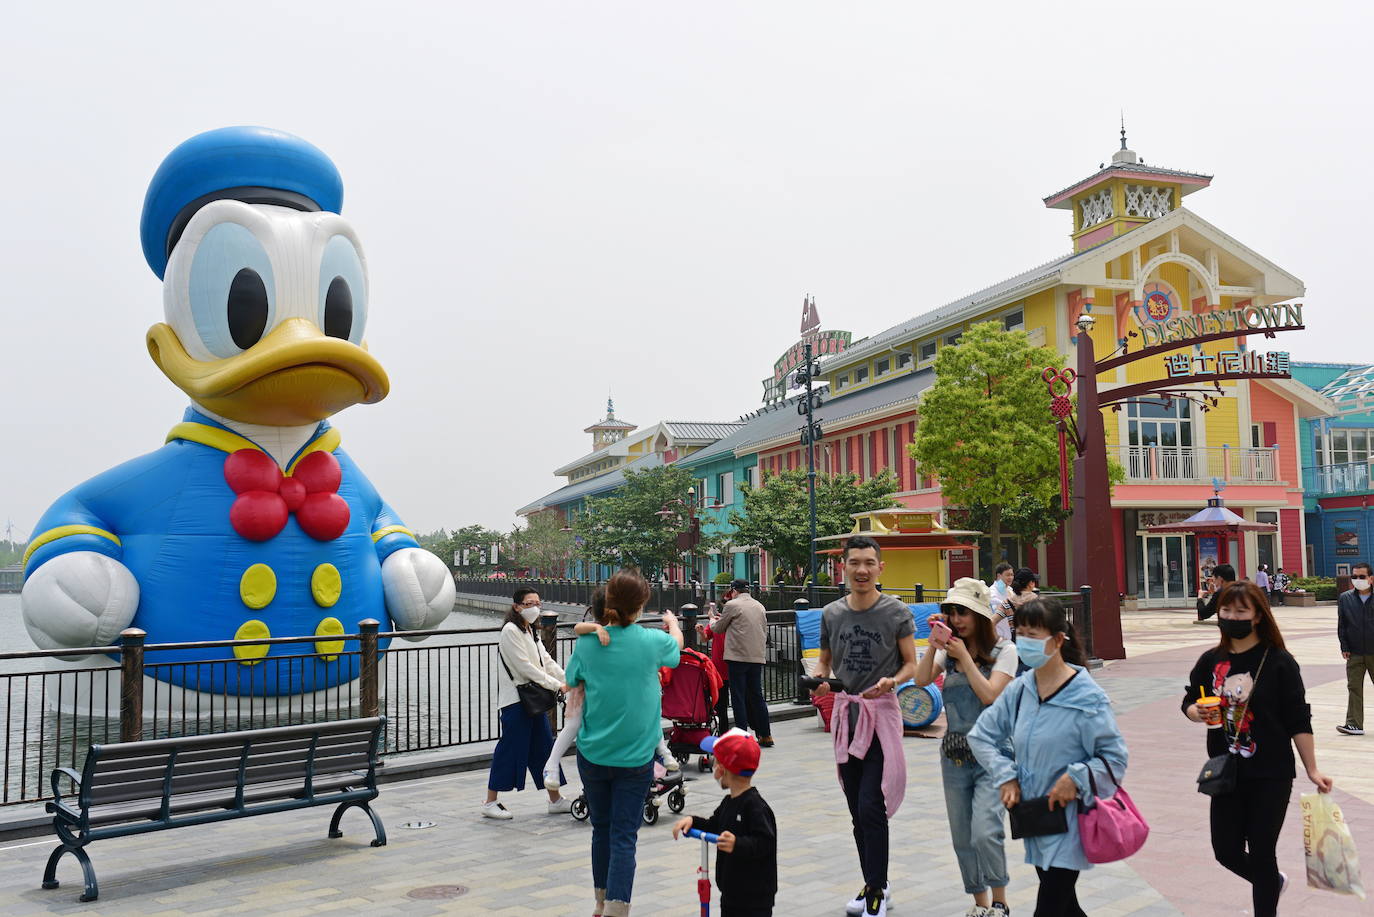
[{"xmin": 689, "ymin": 786, "xmax": 778, "ymax": 911}]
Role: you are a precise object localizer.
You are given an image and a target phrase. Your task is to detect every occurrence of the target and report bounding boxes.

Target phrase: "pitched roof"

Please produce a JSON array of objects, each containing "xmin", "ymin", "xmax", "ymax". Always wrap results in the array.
[
  {"xmin": 664, "ymin": 422, "xmax": 746, "ymax": 441},
  {"xmin": 1042, "ymin": 161, "xmax": 1214, "ymax": 208},
  {"xmin": 517, "ymin": 451, "xmax": 665, "ymax": 515}
]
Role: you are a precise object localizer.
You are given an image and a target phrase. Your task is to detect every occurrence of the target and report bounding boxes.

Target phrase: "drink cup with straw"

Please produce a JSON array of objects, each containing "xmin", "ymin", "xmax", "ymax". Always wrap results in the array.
[{"xmin": 1196, "ymin": 685, "xmax": 1223, "ymax": 729}]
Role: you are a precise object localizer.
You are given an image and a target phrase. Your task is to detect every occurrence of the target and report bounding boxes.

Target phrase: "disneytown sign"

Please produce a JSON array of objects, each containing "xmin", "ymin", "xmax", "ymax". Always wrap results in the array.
[{"xmin": 1137, "ymin": 302, "xmax": 1303, "ymax": 348}]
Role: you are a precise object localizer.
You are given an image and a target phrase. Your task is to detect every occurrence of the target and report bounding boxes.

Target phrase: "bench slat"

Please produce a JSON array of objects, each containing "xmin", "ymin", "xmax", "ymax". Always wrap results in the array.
[
  {"xmin": 81, "ymin": 774, "xmax": 366, "ymax": 828},
  {"xmin": 88, "ymin": 718, "xmax": 382, "ymax": 760}
]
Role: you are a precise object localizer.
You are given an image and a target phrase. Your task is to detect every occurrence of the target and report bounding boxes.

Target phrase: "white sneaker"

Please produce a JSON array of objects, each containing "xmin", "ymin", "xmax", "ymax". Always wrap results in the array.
[
  {"xmin": 547, "ymin": 796, "xmax": 573, "ymax": 815},
  {"xmin": 543, "ymin": 767, "xmax": 561, "ymax": 791},
  {"xmin": 845, "ymin": 883, "xmax": 888, "ymax": 916},
  {"xmin": 965, "ymin": 907, "xmax": 992, "ymax": 917},
  {"xmin": 481, "ymin": 800, "xmax": 512, "ymax": 820}
]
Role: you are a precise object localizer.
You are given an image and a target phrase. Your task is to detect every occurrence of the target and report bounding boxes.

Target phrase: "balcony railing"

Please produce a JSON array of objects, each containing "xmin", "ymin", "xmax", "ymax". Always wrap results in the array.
[
  {"xmin": 1114, "ymin": 445, "xmax": 1278, "ymax": 484},
  {"xmin": 1303, "ymin": 461, "xmax": 1374, "ymax": 496}
]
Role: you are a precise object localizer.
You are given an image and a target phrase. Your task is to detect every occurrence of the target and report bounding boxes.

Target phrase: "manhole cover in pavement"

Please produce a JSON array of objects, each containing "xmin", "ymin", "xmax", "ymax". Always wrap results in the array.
[
  {"xmin": 402, "ymin": 821, "xmax": 437, "ymax": 829},
  {"xmin": 407, "ymin": 885, "xmax": 469, "ymax": 900}
]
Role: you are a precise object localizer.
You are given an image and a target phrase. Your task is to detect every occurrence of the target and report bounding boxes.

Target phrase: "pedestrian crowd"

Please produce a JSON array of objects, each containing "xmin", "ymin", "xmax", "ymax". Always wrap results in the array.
[{"xmin": 485, "ymin": 541, "xmax": 1345, "ymax": 917}]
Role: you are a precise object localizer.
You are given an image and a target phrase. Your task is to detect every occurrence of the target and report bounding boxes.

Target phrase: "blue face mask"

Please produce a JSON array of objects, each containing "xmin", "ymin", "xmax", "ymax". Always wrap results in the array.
[{"xmin": 1017, "ymin": 635, "xmax": 1057, "ymax": 669}]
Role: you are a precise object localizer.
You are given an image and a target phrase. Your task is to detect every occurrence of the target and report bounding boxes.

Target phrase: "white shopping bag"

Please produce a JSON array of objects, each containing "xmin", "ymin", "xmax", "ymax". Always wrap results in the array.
[{"xmin": 1301, "ymin": 792, "xmax": 1366, "ymax": 900}]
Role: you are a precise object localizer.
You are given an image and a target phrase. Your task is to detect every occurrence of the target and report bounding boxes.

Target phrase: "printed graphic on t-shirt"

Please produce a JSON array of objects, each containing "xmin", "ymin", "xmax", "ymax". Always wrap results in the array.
[
  {"xmin": 838, "ymin": 621, "xmax": 886, "ymax": 684},
  {"xmin": 1213, "ymin": 660, "xmax": 1258, "ymax": 757}
]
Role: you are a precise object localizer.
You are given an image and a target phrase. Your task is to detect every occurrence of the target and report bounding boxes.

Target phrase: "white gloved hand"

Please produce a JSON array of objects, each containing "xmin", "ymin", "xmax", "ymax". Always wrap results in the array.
[
  {"xmin": 381, "ymin": 547, "xmax": 456, "ymax": 641},
  {"xmin": 21, "ymin": 552, "xmax": 140, "ymax": 654}
]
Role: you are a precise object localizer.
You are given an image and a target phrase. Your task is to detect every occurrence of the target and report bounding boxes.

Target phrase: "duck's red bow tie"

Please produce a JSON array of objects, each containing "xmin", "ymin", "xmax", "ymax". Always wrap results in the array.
[{"xmin": 223, "ymin": 449, "xmax": 349, "ymax": 542}]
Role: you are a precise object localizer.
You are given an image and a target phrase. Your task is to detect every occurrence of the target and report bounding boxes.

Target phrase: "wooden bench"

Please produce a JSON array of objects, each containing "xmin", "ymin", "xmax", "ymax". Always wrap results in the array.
[{"xmin": 42, "ymin": 716, "xmax": 387, "ymax": 902}]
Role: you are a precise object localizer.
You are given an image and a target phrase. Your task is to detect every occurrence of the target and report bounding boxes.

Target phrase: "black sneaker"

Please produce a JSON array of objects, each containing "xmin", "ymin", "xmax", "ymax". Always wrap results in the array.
[
  {"xmin": 989, "ymin": 903, "xmax": 1011, "ymax": 916},
  {"xmin": 864, "ymin": 889, "xmax": 887, "ymax": 917},
  {"xmin": 1337, "ymin": 723, "xmax": 1365, "ymax": 735}
]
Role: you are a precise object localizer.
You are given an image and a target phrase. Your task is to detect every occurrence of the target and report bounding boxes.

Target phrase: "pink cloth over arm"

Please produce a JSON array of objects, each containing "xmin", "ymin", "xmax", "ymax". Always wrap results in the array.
[{"xmin": 831, "ymin": 691, "xmax": 906, "ymax": 818}]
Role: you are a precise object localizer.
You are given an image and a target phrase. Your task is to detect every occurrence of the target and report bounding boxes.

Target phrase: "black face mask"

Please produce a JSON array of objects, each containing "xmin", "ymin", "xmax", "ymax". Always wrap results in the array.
[{"xmin": 1219, "ymin": 618, "xmax": 1254, "ymax": 640}]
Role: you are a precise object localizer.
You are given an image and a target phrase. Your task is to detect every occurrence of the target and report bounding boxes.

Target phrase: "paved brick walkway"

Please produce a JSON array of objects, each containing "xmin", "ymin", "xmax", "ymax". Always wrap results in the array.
[{"xmin": 1, "ymin": 606, "xmax": 1366, "ymax": 915}]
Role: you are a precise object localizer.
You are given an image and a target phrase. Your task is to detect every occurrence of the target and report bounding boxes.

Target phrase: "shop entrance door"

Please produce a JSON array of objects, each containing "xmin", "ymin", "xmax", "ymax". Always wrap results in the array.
[{"xmin": 1136, "ymin": 534, "xmax": 1194, "ymax": 607}]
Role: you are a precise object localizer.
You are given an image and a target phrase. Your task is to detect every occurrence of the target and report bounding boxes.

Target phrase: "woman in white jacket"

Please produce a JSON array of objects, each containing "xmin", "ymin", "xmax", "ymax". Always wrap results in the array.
[{"xmin": 482, "ymin": 587, "xmax": 573, "ymax": 819}]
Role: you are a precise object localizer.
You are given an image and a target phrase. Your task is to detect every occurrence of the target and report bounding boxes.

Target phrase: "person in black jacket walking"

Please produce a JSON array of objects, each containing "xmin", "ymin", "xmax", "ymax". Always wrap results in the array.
[
  {"xmin": 1196, "ymin": 563, "xmax": 1236, "ymax": 621},
  {"xmin": 673, "ymin": 728, "xmax": 777, "ymax": 917},
  {"xmin": 1337, "ymin": 561, "xmax": 1374, "ymax": 735}
]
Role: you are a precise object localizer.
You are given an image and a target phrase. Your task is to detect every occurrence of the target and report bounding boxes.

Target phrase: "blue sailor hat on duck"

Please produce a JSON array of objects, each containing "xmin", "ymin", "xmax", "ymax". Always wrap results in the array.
[{"xmin": 140, "ymin": 126, "xmax": 344, "ymax": 279}]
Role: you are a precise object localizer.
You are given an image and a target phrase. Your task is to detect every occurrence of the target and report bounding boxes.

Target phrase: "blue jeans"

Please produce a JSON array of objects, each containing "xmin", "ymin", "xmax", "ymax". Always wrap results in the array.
[
  {"xmin": 728, "ymin": 661, "xmax": 771, "ymax": 737},
  {"xmin": 578, "ymin": 752, "xmax": 653, "ymax": 907},
  {"xmin": 941, "ymin": 755, "xmax": 1009, "ymax": 894}
]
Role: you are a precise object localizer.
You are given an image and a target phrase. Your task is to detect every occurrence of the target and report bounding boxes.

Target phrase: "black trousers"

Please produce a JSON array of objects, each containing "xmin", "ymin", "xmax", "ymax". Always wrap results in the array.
[
  {"xmin": 1034, "ymin": 867, "xmax": 1085, "ymax": 917},
  {"xmin": 728, "ymin": 661, "xmax": 771, "ymax": 737},
  {"xmin": 1210, "ymin": 778, "xmax": 1292, "ymax": 917},
  {"xmin": 720, "ymin": 899, "xmax": 772, "ymax": 917},
  {"xmin": 714, "ymin": 677, "xmax": 732, "ymax": 732},
  {"xmin": 838, "ymin": 734, "xmax": 888, "ymax": 891}
]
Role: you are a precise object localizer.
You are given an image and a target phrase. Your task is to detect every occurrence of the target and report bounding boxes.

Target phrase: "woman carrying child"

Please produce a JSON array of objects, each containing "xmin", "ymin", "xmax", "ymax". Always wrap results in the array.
[
  {"xmin": 543, "ymin": 588, "xmax": 677, "ymax": 791},
  {"xmin": 914, "ymin": 577, "xmax": 1018, "ymax": 917}
]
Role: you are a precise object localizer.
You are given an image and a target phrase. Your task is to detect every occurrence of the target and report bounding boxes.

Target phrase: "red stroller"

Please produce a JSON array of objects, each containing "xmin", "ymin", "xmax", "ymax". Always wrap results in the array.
[{"xmin": 663, "ymin": 647, "xmax": 724, "ymax": 772}]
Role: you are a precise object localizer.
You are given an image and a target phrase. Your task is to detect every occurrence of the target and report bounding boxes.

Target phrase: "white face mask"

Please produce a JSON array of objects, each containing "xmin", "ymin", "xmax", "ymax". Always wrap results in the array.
[
  {"xmin": 1353, "ymin": 579, "xmax": 1371, "ymax": 593},
  {"xmin": 520, "ymin": 607, "xmax": 541, "ymax": 623}
]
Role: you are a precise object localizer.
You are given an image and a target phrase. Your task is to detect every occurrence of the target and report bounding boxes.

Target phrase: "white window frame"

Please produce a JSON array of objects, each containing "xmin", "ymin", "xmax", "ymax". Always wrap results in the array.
[
  {"xmin": 875, "ymin": 357, "xmax": 891, "ymax": 378},
  {"xmin": 945, "ymin": 331, "xmax": 963, "ymax": 347},
  {"xmin": 854, "ymin": 365, "xmax": 870, "ymax": 384},
  {"xmin": 1002, "ymin": 307, "xmax": 1025, "ymax": 332},
  {"xmin": 836, "ymin": 373, "xmax": 850, "ymax": 390},
  {"xmin": 918, "ymin": 341, "xmax": 937, "ymax": 364},
  {"xmin": 896, "ymin": 350, "xmax": 913, "ymax": 370}
]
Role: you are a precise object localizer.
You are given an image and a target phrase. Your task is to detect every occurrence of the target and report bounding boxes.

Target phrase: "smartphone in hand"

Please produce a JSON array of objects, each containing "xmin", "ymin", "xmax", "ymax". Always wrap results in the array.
[{"xmin": 931, "ymin": 620, "xmax": 953, "ymax": 645}]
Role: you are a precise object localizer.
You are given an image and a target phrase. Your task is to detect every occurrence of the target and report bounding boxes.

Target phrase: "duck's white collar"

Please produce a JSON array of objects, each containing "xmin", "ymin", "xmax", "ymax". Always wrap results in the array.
[{"xmin": 193, "ymin": 405, "xmax": 319, "ymax": 470}]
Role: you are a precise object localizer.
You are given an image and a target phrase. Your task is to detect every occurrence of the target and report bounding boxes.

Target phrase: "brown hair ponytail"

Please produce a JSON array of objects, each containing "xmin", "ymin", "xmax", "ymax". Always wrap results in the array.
[{"xmin": 604, "ymin": 570, "xmax": 651, "ymax": 626}]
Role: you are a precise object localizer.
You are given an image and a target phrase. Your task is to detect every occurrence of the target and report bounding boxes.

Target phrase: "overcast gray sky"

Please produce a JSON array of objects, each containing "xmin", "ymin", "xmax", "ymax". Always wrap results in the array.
[{"xmin": 2, "ymin": 2, "xmax": 1369, "ymax": 539}]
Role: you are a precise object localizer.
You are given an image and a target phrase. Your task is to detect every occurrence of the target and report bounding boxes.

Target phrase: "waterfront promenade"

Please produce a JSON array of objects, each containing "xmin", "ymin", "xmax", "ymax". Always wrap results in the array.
[{"xmin": 0, "ymin": 606, "xmax": 1366, "ymax": 916}]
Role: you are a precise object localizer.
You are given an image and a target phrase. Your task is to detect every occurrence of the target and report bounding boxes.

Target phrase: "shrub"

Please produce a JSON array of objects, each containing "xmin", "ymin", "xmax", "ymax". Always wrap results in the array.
[
  {"xmin": 713, "ymin": 571, "xmax": 735, "ymax": 585},
  {"xmin": 1290, "ymin": 576, "xmax": 1337, "ymax": 601}
]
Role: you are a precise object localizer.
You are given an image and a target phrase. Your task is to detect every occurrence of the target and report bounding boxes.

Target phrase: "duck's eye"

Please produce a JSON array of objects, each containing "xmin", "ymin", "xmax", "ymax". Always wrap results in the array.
[
  {"xmin": 188, "ymin": 222, "xmax": 276, "ymax": 358},
  {"xmin": 318, "ymin": 236, "xmax": 367, "ymax": 344},
  {"xmin": 228, "ymin": 268, "xmax": 270, "ymax": 348},
  {"xmin": 323, "ymin": 276, "xmax": 352, "ymax": 340}
]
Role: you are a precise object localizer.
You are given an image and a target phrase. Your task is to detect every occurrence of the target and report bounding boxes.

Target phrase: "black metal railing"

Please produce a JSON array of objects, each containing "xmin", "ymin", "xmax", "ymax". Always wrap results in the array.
[
  {"xmin": 2, "ymin": 586, "xmax": 1095, "ymax": 808},
  {"xmin": 454, "ymin": 576, "xmax": 942, "ymax": 612}
]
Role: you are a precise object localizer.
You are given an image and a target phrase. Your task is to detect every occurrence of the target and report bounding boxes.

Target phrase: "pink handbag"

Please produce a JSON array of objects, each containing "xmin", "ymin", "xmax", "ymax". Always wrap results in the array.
[{"xmin": 1078, "ymin": 756, "xmax": 1149, "ymax": 863}]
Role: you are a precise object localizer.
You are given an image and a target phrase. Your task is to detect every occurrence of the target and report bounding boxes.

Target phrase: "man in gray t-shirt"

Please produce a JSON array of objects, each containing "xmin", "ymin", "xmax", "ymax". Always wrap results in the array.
[
  {"xmin": 809, "ymin": 536, "xmax": 918, "ymax": 916},
  {"xmin": 821, "ymin": 593, "xmax": 915, "ymax": 695}
]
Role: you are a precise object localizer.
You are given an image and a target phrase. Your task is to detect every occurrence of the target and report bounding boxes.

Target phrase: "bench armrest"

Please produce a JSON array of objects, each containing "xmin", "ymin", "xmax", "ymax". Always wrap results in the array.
[{"xmin": 50, "ymin": 767, "xmax": 82, "ymax": 804}]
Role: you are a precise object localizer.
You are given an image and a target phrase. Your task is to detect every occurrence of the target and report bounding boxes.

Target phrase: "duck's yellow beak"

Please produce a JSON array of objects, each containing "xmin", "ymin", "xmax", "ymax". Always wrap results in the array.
[{"xmin": 147, "ymin": 318, "xmax": 390, "ymax": 425}]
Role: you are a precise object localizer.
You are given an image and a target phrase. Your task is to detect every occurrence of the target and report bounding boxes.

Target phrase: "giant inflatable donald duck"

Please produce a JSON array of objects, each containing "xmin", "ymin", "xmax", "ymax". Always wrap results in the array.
[{"xmin": 21, "ymin": 127, "xmax": 455, "ymax": 697}]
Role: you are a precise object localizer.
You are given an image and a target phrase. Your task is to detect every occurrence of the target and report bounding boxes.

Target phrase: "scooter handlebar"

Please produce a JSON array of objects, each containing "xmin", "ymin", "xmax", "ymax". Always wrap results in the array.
[
  {"xmin": 798, "ymin": 676, "xmax": 847, "ymax": 692},
  {"xmin": 685, "ymin": 828, "xmax": 720, "ymax": 844}
]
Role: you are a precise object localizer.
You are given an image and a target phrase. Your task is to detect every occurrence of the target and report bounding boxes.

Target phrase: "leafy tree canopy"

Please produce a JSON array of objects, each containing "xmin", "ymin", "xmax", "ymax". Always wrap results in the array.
[
  {"xmin": 573, "ymin": 464, "xmax": 726, "ymax": 578},
  {"xmin": 506, "ymin": 511, "xmax": 576, "ymax": 577},
  {"xmin": 729, "ymin": 468, "xmax": 897, "ymax": 583}
]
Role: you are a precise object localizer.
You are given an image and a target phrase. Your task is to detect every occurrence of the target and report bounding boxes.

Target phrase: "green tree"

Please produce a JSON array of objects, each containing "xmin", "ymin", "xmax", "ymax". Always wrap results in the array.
[
  {"xmin": 910, "ymin": 320, "xmax": 1068, "ymax": 565},
  {"xmin": 728, "ymin": 468, "xmax": 898, "ymax": 583},
  {"xmin": 506, "ymin": 511, "xmax": 576, "ymax": 577},
  {"xmin": 573, "ymin": 465, "xmax": 726, "ymax": 578}
]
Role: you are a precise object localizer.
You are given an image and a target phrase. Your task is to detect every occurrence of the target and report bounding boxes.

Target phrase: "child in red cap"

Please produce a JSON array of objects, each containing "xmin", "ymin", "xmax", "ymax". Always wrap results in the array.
[{"xmin": 672, "ymin": 728, "xmax": 777, "ymax": 916}]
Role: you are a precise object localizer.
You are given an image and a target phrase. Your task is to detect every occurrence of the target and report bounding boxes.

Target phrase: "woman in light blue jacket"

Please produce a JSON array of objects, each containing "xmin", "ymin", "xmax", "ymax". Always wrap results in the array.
[{"xmin": 967, "ymin": 598, "xmax": 1128, "ymax": 917}]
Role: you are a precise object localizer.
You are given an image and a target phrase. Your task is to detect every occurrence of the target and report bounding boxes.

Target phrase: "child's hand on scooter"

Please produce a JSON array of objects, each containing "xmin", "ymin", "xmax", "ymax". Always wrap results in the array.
[
  {"xmin": 716, "ymin": 831, "xmax": 735, "ymax": 853},
  {"xmin": 672, "ymin": 817, "xmax": 693, "ymax": 839}
]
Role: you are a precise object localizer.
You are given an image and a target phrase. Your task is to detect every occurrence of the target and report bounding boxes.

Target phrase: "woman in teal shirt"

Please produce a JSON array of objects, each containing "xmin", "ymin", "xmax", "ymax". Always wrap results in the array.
[{"xmin": 564, "ymin": 570, "xmax": 683, "ymax": 917}]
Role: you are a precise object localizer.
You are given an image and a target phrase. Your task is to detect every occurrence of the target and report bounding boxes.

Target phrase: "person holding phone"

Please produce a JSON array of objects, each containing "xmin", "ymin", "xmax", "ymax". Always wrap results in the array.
[
  {"xmin": 967, "ymin": 597, "xmax": 1127, "ymax": 917},
  {"xmin": 915, "ymin": 578, "xmax": 1019, "ymax": 917}
]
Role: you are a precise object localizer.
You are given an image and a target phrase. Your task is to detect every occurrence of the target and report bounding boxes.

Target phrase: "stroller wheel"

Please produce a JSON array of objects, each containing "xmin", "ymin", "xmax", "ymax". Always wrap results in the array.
[
  {"xmin": 642, "ymin": 802, "xmax": 659, "ymax": 825},
  {"xmin": 570, "ymin": 795, "xmax": 589, "ymax": 821},
  {"xmin": 698, "ymin": 755, "xmax": 711, "ymax": 772},
  {"xmin": 667, "ymin": 789, "xmax": 685, "ymax": 813}
]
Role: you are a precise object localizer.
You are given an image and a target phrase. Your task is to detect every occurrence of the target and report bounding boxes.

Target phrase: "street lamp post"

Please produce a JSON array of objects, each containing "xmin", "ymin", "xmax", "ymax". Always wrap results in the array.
[{"xmin": 794, "ymin": 341, "xmax": 824, "ymax": 605}]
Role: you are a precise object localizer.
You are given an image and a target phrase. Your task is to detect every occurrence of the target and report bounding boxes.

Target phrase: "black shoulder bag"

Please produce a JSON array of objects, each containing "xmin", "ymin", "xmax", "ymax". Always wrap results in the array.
[
  {"xmin": 1196, "ymin": 647, "xmax": 1269, "ymax": 797},
  {"xmin": 1006, "ymin": 678, "xmax": 1069, "ymax": 839},
  {"xmin": 500, "ymin": 630, "xmax": 559, "ymax": 716}
]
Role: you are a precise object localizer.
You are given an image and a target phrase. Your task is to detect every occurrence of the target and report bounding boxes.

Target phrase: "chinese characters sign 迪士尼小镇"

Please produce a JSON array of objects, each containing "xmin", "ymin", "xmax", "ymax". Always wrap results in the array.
[{"xmin": 1163, "ymin": 350, "xmax": 1291, "ymax": 379}]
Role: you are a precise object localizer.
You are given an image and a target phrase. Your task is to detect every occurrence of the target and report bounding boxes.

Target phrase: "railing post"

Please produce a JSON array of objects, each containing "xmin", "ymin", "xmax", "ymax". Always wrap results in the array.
[
  {"xmin": 792, "ymin": 598, "xmax": 810, "ymax": 705},
  {"xmin": 359, "ymin": 618, "xmax": 380, "ymax": 719},
  {"xmin": 680, "ymin": 603, "xmax": 699, "ymax": 651},
  {"xmin": 1222, "ymin": 443, "xmax": 1231, "ymax": 482},
  {"xmin": 914, "ymin": 583, "xmax": 924, "ymax": 604},
  {"xmin": 119, "ymin": 627, "xmax": 146, "ymax": 742},
  {"xmin": 1077, "ymin": 586, "xmax": 1097, "ymax": 663}
]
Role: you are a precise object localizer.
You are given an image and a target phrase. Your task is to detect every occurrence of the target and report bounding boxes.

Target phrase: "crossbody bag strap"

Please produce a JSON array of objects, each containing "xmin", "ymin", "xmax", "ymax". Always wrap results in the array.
[
  {"xmin": 498, "ymin": 629, "xmax": 534, "ymax": 686},
  {"xmin": 1224, "ymin": 646, "xmax": 1271, "ymax": 753}
]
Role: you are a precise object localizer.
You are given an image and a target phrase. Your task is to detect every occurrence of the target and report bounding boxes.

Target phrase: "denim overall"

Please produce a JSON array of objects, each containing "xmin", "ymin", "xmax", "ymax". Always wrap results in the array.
[{"xmin": 939, "ymin": 642, "xmax": 1011, "ymax": 895}]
